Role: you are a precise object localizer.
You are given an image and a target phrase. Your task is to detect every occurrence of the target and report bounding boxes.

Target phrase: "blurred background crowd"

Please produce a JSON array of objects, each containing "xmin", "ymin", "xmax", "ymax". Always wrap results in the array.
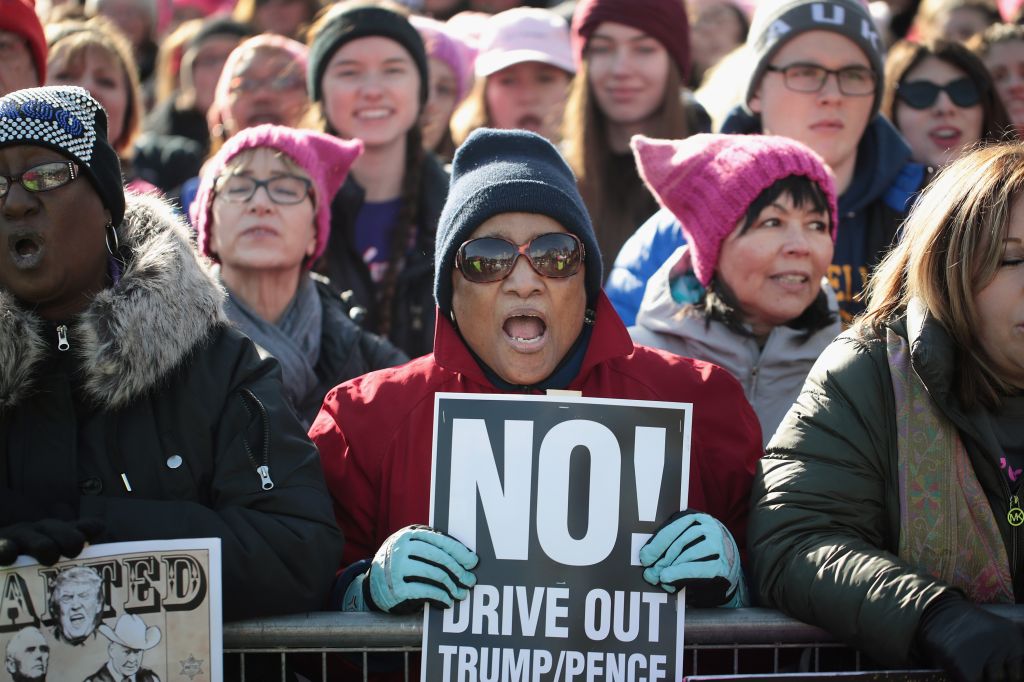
[
  {"xmin": 4, "ymin": 1, "xmax": 1024, "ymax": 676},
  {"xmin": 4, "ymin": 0, "xmax": 1023, "ymax": 356}
]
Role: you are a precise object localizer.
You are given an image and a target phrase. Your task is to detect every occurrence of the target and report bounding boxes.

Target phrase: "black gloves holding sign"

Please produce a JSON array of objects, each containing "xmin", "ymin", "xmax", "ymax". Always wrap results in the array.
[
  {"xmin": 915, "ymin": 594, "xmax": 1024, "ymax": 682},
  {"xmin": 0, "ymin": 518, "xmax": 105, "ymax": 566},
  {"xmin": 0, "ymin": 489, "xmax": 105, "ymax": 566}
]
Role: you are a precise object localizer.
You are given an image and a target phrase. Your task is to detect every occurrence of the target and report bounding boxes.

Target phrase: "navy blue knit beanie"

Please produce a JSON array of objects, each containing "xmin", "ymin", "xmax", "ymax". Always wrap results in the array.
[{"xmin": 434, "ymin": 128, "xmax": 602, "ymax": 317}]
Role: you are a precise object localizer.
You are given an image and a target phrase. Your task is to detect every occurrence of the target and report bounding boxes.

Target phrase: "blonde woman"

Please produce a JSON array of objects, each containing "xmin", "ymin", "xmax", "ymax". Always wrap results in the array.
[
  {"xmin": 750, "ymin": 142, "xmax": 1024, "ymax": 680},
  {"xmin": 46, "ymin": 18, "xmax": 152, "ymax": 191}
]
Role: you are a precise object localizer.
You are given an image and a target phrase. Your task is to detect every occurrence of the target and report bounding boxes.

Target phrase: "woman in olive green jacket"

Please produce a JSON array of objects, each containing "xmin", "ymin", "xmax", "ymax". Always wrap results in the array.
[{"xmin": 750, "ymin": 142, "xmax": 1024, "ymax": 682}]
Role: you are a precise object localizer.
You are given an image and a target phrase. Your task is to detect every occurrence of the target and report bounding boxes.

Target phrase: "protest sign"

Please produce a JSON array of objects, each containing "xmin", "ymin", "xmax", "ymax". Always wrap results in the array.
[
  {"xmin": 686, "ymin": 674, "xmax": 948, "ymax": 681},
  {"xmin": 424, "ymin": 393, "xmax": 692, "ymax": 682},
  {"xmin": 0, "ymin": 538, "xmax": 221, "ymax": 682}
]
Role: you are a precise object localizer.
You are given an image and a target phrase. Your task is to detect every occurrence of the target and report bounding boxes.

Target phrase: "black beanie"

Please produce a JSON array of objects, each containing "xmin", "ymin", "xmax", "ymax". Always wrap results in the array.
[
  {"xmin": 307, "ymin": 4, "xmax": 429, "ymax": 107},
  {"xmin": 434, "ymin": 128, "xmax": 603, "ymax": 318},
  {"xmin": 0, "ymin": 86, "xmax": 125, "ymax": 227}
]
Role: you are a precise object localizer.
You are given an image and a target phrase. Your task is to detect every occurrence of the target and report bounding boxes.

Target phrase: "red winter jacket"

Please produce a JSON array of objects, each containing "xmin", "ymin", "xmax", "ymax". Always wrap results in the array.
[{"xmin": 310, "ymin": 292, "xmax": 763, "ymax": 570}]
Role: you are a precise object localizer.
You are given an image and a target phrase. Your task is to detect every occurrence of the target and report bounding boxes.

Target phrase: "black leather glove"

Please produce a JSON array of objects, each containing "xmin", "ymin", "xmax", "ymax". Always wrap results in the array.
[
  {"xmin": 0, "ymin": 518, "xmax": 106, "ymax": 566},
  {"xmin": 915, "ymin": 594, "xmax": 1024, "ymax": 682}
]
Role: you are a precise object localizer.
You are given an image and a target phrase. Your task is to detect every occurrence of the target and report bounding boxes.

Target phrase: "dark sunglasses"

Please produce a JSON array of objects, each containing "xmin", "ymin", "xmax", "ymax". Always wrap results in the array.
[
  {"xmin": 455, "ymin": 233, "xmax": 584, "ymax": 283},
  {"xmin": 896, "ymin": 77, "xmax": 981, "ymax": 109}
]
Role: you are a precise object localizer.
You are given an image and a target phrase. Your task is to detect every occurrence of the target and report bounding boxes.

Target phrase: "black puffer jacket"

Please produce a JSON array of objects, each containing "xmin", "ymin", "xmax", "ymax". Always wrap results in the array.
[
  {"xmin": 0, "ymin": 193, "xmax": 344, "ymax": 621},
  {"xmin": 320, "ymin": 153, "xmax": 449, "ymax": 359}
]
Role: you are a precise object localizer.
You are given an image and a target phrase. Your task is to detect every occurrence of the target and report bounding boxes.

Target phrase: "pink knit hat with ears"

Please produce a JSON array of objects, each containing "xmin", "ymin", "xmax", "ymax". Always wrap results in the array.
[
  {"xmin": 192, "ymin": 124, "xmax": 363, "ymax": 269},
  {"xmin": 410, "ymin": 15, "xmax": 474, "ymax": 103},
  {"xmin": 631, "ymin": 133, "xmax": 838, "ymax": 286}
]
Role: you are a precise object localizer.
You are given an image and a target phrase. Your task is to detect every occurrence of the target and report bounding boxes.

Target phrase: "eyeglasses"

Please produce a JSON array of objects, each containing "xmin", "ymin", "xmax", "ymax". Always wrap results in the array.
[
  {"xmin": 455, "ymin": 233, "xmax": 584, "ymax": 283},
  {"xmin": 766, "ymin": 63, "xmax": 876, "ymax": 96},
  {"xmin": 896, "ymin": 77, "xmax": 981, "ymax": 109},
  {"xmin": 215, "ymin": 174, "xmax": 313, "ymax": 205},
  {"xmin": 230, "ymin": 72, "xmax": 305, "ymax": 94},
  {"xmin": 0, "ymin": 161, "xmax": 79, "ymax": 199}
]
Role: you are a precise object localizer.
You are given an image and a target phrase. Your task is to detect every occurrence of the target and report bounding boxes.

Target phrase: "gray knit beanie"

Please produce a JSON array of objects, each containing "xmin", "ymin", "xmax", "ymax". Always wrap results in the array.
[{"xmin": 745, "ymin": 0, "xmax": 886, "ymax": 117}]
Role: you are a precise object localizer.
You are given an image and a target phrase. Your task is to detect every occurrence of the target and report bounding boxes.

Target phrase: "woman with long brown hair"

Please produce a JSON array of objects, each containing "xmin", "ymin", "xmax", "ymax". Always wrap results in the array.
[
  {"xmin": 563, "ymin": 0, "xmax": 707, "ymax": 264},
  {"xmin": 306, "ymin": 1, "xmax": 447, "ymax": 358}
]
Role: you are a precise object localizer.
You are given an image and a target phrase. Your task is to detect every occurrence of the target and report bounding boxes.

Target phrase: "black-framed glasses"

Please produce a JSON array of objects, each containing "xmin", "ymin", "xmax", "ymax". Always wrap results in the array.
[
  {"xmin": 0, "ymin": 161, "xmax": 79, "ymax": 199},
  {"xmin": 766, "ymin": 63, "xmax": 876, "ymax": 96},
  {"xmin": 215, "ymin": 174, "xmax": 313, "ymax": 205},
  {"xmin": 455, "ymin": 233, "xmax": 584, "ymax": 283},
  {"xmin": 896, "ymin": 77, "xmax": 981, "ymax": 109}
]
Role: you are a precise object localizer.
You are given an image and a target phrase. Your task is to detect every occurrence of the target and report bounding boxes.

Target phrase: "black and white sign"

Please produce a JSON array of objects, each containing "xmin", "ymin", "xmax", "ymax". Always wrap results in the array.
[
  {"xmin": 0, "ymin": 538, "xmax": 222, "ymax": 681},
  {"xmin": 424, "ymin": 393, "xmax": 692, "ymax": 682}
]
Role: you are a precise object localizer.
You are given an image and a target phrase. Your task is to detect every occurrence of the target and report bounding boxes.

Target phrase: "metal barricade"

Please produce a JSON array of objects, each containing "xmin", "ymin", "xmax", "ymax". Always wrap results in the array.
[{"xmin": 222, "ymin": 606, "xmax": 1024, "ymax": 681}]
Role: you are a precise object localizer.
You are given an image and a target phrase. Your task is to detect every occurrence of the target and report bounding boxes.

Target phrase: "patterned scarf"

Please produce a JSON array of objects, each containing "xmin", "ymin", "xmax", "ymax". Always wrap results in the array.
[{"xmin": 888, "ymin": 328, "xmax": 1014, "ymax": 602}]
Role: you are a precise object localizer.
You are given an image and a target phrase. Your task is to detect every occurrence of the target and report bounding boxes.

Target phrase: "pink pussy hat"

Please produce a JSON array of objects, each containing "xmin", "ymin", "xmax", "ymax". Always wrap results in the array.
[
  {"xmin": 631, "ymin": 133, "xmax": 838, "ymax": 286},
  {"xmin": 192, "ymin": 124, "xmax": 363, "ymax": 269},
  {"xmin": 410, "ymin": 15, "xmax": 475, "ymax": 103}
]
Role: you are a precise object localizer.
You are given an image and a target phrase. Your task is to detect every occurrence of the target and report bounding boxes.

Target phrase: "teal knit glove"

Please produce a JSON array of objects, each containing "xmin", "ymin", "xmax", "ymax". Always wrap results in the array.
[
  {"xmin": 344, "ymin": 525, "xmax": 479, "ymax": 614},
  {"xmin": 639, "ymin": 510, "xmax": 748, "ymax": 608}
]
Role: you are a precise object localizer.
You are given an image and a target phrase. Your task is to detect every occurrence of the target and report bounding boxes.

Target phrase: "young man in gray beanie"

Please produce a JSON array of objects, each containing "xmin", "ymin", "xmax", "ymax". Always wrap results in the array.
[
  {"xmin": 311, "ymin": 129, "xmax": 763, "ymax": 634},
  {"xmin": 608, "ymin": 0, "xmax": 927, "ymax": 327}
]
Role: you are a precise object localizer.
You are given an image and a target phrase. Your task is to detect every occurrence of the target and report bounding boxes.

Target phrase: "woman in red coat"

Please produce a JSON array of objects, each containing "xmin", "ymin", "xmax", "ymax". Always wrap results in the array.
[{"xmin": 310, "ymin": 128, "xmax": 763, "ymax": 615}]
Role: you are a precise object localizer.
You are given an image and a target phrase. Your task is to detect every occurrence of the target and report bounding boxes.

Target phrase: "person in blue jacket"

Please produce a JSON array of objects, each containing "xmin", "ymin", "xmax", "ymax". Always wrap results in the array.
[{"xmin": 607, "ymin": 0, "xmax": 926, "ymax": 326}]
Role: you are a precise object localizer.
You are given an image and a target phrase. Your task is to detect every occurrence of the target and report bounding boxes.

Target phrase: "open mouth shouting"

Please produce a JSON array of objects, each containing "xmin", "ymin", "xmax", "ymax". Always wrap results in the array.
[
  {"xmin": 503, "ymin": 311, "xmax": 548, "ymax": 351},
  {"xmin": 8, "ymin": 232, "xmax": 45, "ymax": 270}
]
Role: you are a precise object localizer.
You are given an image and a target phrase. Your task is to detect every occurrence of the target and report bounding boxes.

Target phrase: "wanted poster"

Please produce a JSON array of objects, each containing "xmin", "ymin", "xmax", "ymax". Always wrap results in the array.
[
  {"xmin": 0, "ymin": 538, "xmax": 221, "ymax": 682},
  {"xmin": 425, "ymin": 394, "xmax": 692, "ymax": 682}
]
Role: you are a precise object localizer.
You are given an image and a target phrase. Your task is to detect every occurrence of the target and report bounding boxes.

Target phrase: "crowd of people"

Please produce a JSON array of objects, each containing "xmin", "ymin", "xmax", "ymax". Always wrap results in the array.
[{"xmin": 0, "ymin": 0, "xmax": 1023, "ymax": 680}]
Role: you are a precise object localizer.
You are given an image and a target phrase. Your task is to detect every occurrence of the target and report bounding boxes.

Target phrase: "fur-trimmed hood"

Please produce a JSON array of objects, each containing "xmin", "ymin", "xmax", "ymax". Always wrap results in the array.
[{"xmin": 0, "ymin": 192, "xmax": 227, "ymax": 411}]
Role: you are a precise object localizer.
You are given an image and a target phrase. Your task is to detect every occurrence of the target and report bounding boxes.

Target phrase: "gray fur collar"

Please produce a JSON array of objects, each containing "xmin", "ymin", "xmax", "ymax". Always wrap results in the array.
[{"xmin": 0, "ymin": 193, "xmax": 227, "ymax": 411}]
